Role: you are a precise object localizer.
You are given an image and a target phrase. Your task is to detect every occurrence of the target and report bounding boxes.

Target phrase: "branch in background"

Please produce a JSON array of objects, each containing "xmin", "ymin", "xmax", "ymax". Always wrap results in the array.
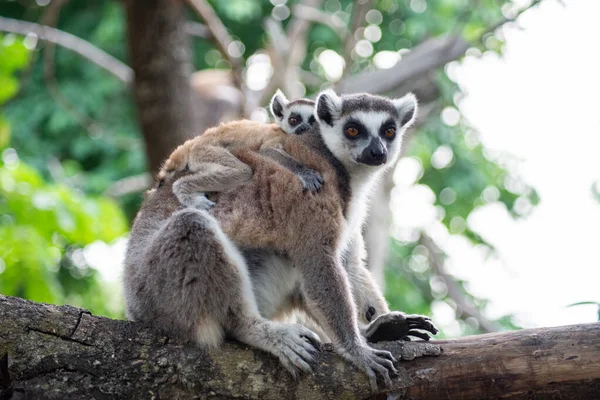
[
  {"xmin": 185, "ymin": 0, "xmax": 244, "ymax": 88},
  {"xmin": 40, "ymin": 0, "xmax": 104, "ymax": 138},
  {"xmin": 338, "ymin": 0, "xmax": 546, "ymax": 95},
  {"xmin": 256, "ymin": 0, "xmax": 324, "ymax": 110},
  {"xmin": 0, "ymin": 16, "xmax": 132, "ymax": 84},
  {"xmin": 184, "ymin": 21, "xmax": 209, "ymax": 38},
  {"xmin": 338, "ymin": 35, "xmax": 469, "ymax": 94},
  {"xmin": 420, "ymin": 233, "xmax": 498, "ymax": 333},
  {"xmin": 105, "ymin": 173, "xmax": 152, "ymax": 198},
  {"xmin": 293, "ymin": 4, "xmax": 348, "ymax": 38},
  {"xmin": 480, "ymin": 0, "xmax": 544, "ymax": 38},
  {"xmin": 342, "ymin": 0, "xmax": 374, "ymax": 78}
]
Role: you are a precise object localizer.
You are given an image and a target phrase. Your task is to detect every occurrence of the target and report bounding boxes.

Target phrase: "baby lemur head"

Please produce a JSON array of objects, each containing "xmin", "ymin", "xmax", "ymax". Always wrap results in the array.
[
  {"xmin": 314, "ymin": 90, "xmax": 418, "ymax": 171},
  {"xmin": 270, "ymin": 89, "xmax": 316, "ymax": 135}
]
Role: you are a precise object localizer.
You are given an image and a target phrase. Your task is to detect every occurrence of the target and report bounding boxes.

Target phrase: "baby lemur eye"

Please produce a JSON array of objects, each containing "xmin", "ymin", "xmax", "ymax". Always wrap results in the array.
[
  {"xmin": 384, "ymin": 127, "xmax": 396, "ymax": 138},
  {"xmin": 288, "ymin": 117, "xmax": 299, "ymax": 126},
  {"xmin": 346, "ymin": 127, "xmax": 359, "ymax": 138},
  {"xmin": 308, "ymin": 116, "xmax": 316, "ymax": 124}
]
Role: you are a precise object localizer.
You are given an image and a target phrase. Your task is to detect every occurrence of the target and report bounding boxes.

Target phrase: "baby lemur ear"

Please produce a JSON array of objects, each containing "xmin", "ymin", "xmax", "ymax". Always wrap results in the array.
[
  {"xmin": 393, "ymin": 93, "xmax": 418, "ymax": 128},
  {"xmin": 270, "ymin": 89, "xmax": 288, "ymax": 121},
  {"xmin": 316, "ymin": 89, "xmax": 342, "ymax": 127}
]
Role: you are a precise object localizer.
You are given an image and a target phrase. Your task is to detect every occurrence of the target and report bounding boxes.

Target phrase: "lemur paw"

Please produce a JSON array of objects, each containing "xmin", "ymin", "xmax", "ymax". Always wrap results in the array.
[
  {"xmin": 268, "ymin": 323, "xmax": 322, "ymax": 378},
  {"xmin": 299, "ymin": 169, "xmax": 324, "ymax": 192},
  {"xmin": 188, "ymin": 193, "xmax": 215, "ymax": 210},
  {"xmin": 342, "ymin": 344, "xmax": 398, "ymax": 391},
  {"xmin": 365, "ymin": 312, "xmax": 438, "ymax": 343}
]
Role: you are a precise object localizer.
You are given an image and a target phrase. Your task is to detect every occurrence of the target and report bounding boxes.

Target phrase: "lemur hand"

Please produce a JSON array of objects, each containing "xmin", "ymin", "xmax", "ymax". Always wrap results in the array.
[{"xmin": 365, "ymin": 312, "xmax": 438, "ymax": 342}]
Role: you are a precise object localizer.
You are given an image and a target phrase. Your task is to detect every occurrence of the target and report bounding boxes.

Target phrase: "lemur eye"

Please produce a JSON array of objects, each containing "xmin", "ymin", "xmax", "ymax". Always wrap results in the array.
[
  {"xmin": 288, "ymin": 117, "xmax": 299, "ymax": 126},
  {"xmin": 308, "ymin": 116, "xmax": 316, "ymax": 124},
  {"xmin": 384, "ymin": 127, "xmax": 396, "ymax": 138},
  {"xmin": 346, "ymin": 127, "xmax": 359, "ymax": 137}
]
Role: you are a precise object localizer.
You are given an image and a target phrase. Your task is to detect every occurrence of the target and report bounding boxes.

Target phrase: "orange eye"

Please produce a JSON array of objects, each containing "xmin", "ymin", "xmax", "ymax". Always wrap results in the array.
[
  {"xmin": 346, "ymin": 127, "xmax": 359, "ymax": 137},
  {"xmin": 384, "ymin": 127, "xmax": 396, "ymax": 138}
]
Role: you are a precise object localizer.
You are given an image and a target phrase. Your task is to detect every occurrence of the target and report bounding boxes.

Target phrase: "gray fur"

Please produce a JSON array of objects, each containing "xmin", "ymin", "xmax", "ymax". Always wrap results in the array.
[{"xmin": 124, "ymin": 183, "xmax": 322, "ymax": 377}]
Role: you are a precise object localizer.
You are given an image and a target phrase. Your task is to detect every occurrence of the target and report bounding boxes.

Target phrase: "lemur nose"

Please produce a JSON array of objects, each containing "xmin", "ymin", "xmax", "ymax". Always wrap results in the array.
[
  {"xmin": 295, "ymin": 124, "xmax": 310, "ymax": 134},
  {"xmin": 370, "ymin": 149, "xmax": 385, "ymax": 160}
]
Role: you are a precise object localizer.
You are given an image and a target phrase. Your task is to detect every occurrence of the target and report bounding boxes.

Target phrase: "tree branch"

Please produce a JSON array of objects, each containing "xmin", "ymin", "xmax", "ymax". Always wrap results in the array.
[
  {"xmin": 337, "ymin": 0, "xmax": 547, "ymax": 95},
  {"xmin": 480, "ymin": 0, "xmax": 544, "ymax": 38},
  {"xmin": 342, "ymin": 0, "xmax": 374, "ymax": 78},
  {"xmin": 0, "ymin": 16, "xmax": 132, "ymax": 84},
  {"xmin": 293, "ymin": 4, "xmax": 348, "ymax": 38},
  {"xmin": 2, "ymin": 295, "xmax": 599, "ymax": 399},
  {"xmin": 419, "ymin": 233, "xmax": 498, "ymax": 333},
  {"xmin": 185, "ymin": 0, "xmax": 244, "ymax": 87},
  {"xmin": 184, "ymin": 21, "xmax": 209, "ymax": 38},
  {"xmin": 104, "ymin": 173, "xmax": 152, "ymax": 197}
]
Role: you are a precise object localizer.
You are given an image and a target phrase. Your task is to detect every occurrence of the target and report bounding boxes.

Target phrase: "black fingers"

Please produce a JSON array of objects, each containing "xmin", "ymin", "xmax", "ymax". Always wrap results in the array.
[{"xmin": 300, "ymin": 169, "xmax": 324, "ymax": 192}]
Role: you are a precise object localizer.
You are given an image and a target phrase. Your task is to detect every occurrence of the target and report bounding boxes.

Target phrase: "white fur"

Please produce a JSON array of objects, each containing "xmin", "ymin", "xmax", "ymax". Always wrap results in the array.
[
  {"xmin": 317, "ymin": 89, "xmax": 342, "ymax": 114},
  {"xmin": 250, "ymin": 255, "xmax": 301, "ymax": 318},
  {"xmin": 393, "ymin": 93, "xmax": 418, "ymax": 128},
  {"xmin": 204, "ymin": 211, "xmax": 261, "ymax": 317}
]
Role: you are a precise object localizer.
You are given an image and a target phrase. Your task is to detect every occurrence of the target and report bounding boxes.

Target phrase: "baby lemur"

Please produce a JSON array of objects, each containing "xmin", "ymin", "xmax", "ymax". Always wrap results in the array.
[
  {"xmin": 124, "ymin": 90, "xmax": 437, "ymax": 390},
  {"xmin": 270, "ymin": 89, "xmax": 316, "ymax": 135}
]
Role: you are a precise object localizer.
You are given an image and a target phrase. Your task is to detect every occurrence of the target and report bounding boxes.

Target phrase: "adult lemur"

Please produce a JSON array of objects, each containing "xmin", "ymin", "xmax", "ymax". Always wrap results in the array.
[{"xmin": 124, "ymin": 90, "xmax": 437, "ymax": 390}]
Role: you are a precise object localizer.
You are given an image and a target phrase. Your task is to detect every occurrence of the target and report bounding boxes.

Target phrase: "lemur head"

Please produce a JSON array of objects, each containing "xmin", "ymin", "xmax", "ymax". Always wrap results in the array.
[
  {"xmin": 315, "ymin": 90, "xmax": 417, "ymax": 170},
  {"xmin": 270, "ymin": 89, "xmax": 316, "ymax": 135}
]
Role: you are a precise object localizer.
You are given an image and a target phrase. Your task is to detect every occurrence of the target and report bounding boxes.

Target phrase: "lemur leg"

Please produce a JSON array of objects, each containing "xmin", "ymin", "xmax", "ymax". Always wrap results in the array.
[
  {"xmin": 291, "ymin": 246, "xmax": 398, "ymax": 391},
  {"xmin": 344, "ymin": 233, "xmax": 439, "ymax": 342},
  {"xmin": 138, "ymin": 208, "xmax": 321, "ymax": 377},
  {"xmin": 173, "ymin": 146, "xmax": 254, "ymax": 208},
  {"xmin": 259, "ymin": 147, "xmax": 324, "ymax": 192},
  {"xmin": 175, "ymin": 146, "xmax": 323, "ymax": 208}
]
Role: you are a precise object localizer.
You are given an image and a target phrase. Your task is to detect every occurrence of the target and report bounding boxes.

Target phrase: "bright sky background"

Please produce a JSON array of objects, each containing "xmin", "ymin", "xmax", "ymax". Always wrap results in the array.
[
  {"xmin": 393, "ymin": 0, "xmax": 600, "ymax": 334},
  {"xmin": 88, "ymin": 0, "xmax": 599, "ymax": 335}
]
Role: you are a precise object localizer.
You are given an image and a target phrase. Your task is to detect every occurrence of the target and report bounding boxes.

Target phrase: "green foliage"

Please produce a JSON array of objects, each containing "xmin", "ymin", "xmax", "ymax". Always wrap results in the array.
[{"xmin": 0, "ymin": 35, "xmax": 127, "ymax": 318}]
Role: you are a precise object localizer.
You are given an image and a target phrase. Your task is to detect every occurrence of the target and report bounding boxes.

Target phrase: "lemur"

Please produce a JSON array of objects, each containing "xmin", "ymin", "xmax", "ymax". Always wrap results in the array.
[
  {"xmin": 270, "ymin": 89, "xmax": 316, "ymax": 135},
  {"xmin": 124, "ymin": 90, "xmax": 437, "ymax": 391}
]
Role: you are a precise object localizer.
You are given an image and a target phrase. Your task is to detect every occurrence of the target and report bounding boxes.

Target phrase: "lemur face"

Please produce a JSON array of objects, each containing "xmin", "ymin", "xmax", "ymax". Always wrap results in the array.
[
  {"xmin": 270, "ymin": 90, "xmax": 316, "ymax": 135},
  {"xmin": 315, "ymin": 90, "xmax": 417, "ymax": 169}
]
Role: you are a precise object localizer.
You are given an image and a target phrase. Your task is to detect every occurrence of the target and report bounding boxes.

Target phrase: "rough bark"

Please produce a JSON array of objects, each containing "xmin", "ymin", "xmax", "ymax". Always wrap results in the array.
[
  {"xmin": 1, "ymin": 295, "xmax": 599, "ymax": 400},
  {"xmin": 124, "ymin": 0, "xmax": 197, "ymax": 173}
]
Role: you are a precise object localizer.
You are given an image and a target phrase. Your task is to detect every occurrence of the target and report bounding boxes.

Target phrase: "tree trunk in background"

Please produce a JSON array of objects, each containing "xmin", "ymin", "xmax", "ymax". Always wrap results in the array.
[
  {"xmin": 125, "ymin": 0, "xmax": 196, "ymax": 173},
  {"xmin": 2, "ymin": 295, "xmax": 599, "ymax": 400}
]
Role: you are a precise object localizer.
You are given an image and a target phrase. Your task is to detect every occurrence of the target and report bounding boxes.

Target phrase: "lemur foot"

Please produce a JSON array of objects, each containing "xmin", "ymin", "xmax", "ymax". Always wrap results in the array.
[
  {"xmin": 365, "ymin": 312, "xmax": 438, "ymax": 343},
  {"xmin": 262, "ymin": 323, "xmax": 322, "ymax": 378},
  {"xmin": 175, "ymin": 191, "xmax": 215, "ymax": 211},
  {"xmin": 298, "ymin": 169, "xmax": 324, "ymax": 192},
  {"xmin": 190, "ymin": 193, "xmax": 216, "ymax": 210},
  {"xmin": 341, "ymin": 344, "xmax": 398, "ymax": 391}
]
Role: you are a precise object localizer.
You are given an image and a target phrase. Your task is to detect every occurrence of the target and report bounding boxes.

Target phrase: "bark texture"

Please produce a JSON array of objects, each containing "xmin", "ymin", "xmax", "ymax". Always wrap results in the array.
[
  {"xmin": 1, "ymin": 295, "xmax": 599, "ymax": 400},
  {"xmin": 125, "ymin": 0, "xmax": 197, "ymax": 173}
]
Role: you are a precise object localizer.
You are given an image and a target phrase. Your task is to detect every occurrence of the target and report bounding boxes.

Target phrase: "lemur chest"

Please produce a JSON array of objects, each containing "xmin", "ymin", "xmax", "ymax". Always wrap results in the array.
[{"xmin": 245, "ymin": 252, "xmax": 303, "ymax": 319}]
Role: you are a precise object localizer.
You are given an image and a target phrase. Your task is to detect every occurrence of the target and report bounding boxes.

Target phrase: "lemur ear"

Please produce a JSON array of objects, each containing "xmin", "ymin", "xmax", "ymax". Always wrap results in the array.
[
  {"xmin": 393, "ymin": 93, "xmax": 418, "ymax": 128},
  {"xmin": 316, "ymin": 89, "xmax": 342, "ymax": 127},
  {"xmin": 270, "ymin": 89, "xmax": 288, "ymax": 120}
]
